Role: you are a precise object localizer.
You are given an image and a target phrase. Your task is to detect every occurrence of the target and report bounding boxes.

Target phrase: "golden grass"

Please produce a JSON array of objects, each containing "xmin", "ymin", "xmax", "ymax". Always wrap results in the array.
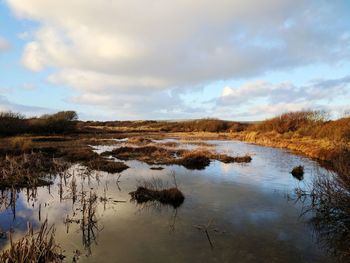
[
  {"xmin": 0, "ymin": 220, "xmax": 64, "ymax": 263},
  {"xmin": 9, "ymin": 137, "xmax": 33, "ymax": 152}
]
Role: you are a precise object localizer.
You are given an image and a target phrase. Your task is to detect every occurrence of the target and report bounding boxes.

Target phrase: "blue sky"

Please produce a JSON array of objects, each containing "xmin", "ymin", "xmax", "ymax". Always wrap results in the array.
[{"xmin": 1, "ymin": 0, "xmax": 350, "ymax": 121}]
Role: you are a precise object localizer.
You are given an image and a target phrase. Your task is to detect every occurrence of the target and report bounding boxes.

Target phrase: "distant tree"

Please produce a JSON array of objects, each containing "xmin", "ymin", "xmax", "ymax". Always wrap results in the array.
[{"xmin": 0, "ymin": 111, "xmax": 26, "ymax": 136}]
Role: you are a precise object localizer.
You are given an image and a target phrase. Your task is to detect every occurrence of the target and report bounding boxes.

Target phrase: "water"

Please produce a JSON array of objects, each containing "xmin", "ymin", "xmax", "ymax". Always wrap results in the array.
[{"xmin": 0, "ymin": 139, "xmax": 335, "ymax": 262}]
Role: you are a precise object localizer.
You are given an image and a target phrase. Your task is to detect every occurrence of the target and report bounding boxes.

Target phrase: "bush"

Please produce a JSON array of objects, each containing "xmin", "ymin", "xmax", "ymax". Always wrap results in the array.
[
  {"xmin": 0, "ymin": 111, "xmax": 26, "ymax": 136},
  {"xmin": 251, "ymin": 111, "xmax": 328, "ymax": 134},
  {"xmin": 0, "ymin": 111, "xmax": 79, "ymax": 136},
  {"xmin": 10, "ymin": 137, "xmax": 33, "ymax": 151}
]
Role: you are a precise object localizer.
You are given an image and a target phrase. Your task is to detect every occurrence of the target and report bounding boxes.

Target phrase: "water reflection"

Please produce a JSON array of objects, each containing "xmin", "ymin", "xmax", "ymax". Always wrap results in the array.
[{"xmin": 0, "ymin": 139, "xmax": 340, "ymax": 262}]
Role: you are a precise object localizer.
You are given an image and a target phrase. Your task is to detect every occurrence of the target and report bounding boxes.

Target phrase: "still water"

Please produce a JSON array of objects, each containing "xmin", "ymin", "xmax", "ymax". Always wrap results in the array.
[{"xmin": 0, "ymin": 139, "xmax": 336, "ymax": 262}]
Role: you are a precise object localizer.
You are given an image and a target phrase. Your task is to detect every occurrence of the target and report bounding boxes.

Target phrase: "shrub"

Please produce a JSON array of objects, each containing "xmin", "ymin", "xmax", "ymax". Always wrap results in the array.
[
  {"xmin": 0, "ymin": 111, "xmax": 79, "ymax": 136},
  {"xmin": 0, "ymin": 111, "xmax": 26, "ymax": 136},
  {"xmin": 10, "ymin": 137, "xmax": 33, "ymax": 151},
  {"xmin": 250, "ymin": 110, "xmax": 329, "ymax": 134}
]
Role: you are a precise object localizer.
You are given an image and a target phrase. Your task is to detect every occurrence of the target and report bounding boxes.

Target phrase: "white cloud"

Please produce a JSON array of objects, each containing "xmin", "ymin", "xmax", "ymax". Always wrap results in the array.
[
  {"xmin": 214, "ymin": 76, "xmax": 350, "ymax": 120},
  {"xmin": 4, "ymin": 0, "xmax": 350, "ymax": 119}
]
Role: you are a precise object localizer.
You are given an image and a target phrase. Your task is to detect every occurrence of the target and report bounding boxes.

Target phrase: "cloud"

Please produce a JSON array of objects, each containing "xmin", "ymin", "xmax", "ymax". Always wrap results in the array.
[
  {"xmin": 0, "ymin": 95, "xmax": 54, "ymax": 117},
  {"xmin": 0, "ymin": 36, "xmax": 11, "ymax": 52},
  {"xmin": 214, "ymin": 75, "xmax": 350, "ymax": 119},
  {"xmin": 4, "ymin": 1, "xmax": 350, "ymax": 119}
]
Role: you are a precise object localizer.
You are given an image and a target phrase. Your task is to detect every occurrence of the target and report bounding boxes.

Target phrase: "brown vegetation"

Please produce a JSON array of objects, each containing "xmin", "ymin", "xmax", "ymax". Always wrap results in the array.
[
  {"xmin": 0, "ymin": 220, "xmax": 64, "ymax": 263},
  {"xmin": 86, "ymin": 158, "xmax": 129, "ymax": 173},
  {"xmin": 130, "ymin": 187, "xmax": 184, "ymax": 208},
  {"xmin": 296, "ymin": 154, "xmax": 350, "ymax": 260},
  {"xmin": 291, "ymin": 165, "xmax": 304, "ymax": 180},
  {"xmin": 103, "ymin": 146, "xmax": 251, "ymax": 170},
  {"xmin": 129, "ymin": 177, "xmax": 184, "ymax": 208},
  {"xmin": 0, "ymin": 111, "xmax": 78, "ymax": 137},
  {"xmin": 0, "ymin": 153, "xmax": 69, "ymax": 189}
]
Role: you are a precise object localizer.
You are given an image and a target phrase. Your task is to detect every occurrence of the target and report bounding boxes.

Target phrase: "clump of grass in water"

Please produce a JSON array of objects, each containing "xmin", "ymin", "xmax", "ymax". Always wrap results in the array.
[
  {"xmin": 104, "ymin": 146, "xmax": 252, "ymax": 170},
  {"xmin": 85, "ymin": 158, "xmax": 129, "ymax": 173},
  {"xmin": 0, "ymin": 219, "xmax": 65, "ymax": 263},
  {"xmin": 129, "ymin": 172, "xmax": 185, "ymax": 208},
  {"xmin": 291, "ymin": 165, "xmax": 304, "ymax": 180}
]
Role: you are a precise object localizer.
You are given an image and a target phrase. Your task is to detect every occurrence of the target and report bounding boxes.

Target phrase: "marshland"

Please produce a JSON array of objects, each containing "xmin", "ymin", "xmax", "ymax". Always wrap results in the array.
[{"xmin": 0, "ymin": 110, "xmax": 349, "ymax": 262}]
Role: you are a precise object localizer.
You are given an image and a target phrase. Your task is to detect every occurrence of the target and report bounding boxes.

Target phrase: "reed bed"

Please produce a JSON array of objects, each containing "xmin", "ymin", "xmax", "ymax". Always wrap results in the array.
[
  {"xmin": 0, "ymin": 153, "xmax": 69, "ymax": 188},
  {"xmin": 0, "ymin": 220, "xmax": 64, "ymax": 263}
]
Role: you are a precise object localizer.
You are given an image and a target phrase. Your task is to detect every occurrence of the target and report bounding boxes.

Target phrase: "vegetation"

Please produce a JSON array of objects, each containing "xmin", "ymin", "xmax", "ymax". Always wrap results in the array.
[
  {"xmin": 296, "ymin": 153, "xmax": 350, "ymax": 260},
  {"xmin": 129, "ymin": 177, "xmax": 184, "ymax": 208},
  {"xmin": 86, "ymin": 158, "xmax": 129, "ymax": 173},
  {"xmin": 103, "ymin": 146, "xmax": 251, "ymax": 169},
  {"xmin": 291, "ymin": 165, "xmax": 304, "ymax": 180},
  {"xmin": 0, "ymin": 220, "xmax": 64, "ymax": 263},
  {"xmin": 0, "ymin": 153, "xmax": 69, "ymax": 188},
  {"xmin": 0, "ymin": 110, "xmax": 78, "ymax": 136}
]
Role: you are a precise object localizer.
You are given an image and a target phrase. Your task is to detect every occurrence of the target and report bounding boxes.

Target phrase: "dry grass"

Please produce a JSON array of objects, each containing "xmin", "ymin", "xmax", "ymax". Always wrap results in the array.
[
  {"xmin": 102, "ymin": 146, "xmax": 179, "ymax": 165},
  {"xmin": 103, "ymin": 145, "xmax": 251, "ymax": 170},
  {"xmin": 0, "ymin": 220, "xmax": 64, "ymax": 263},
  {"xmin": 178, "ymin": 151, "xmax": 211, "ymax": 170},
  {"xmin": 86, "ymin": 158, "xmax": 129, "ymax": 173},
  {"xmin": 10, "ymin": 137, "xmax": 33, "ymax": 152},
  {"xmin": 0, "ymin": 153, "xmax": 69, "ymax": 188},
  {"xmin": 291, "ymin": 165, "xmax": 304, "ymax": 180},
  {"xmin": 296, "ymin": 154, "xmax": 350, "ymax": 260},
  {"xmin": 129, "ymin": 176, "xmax": 184, "ymax": 208}
]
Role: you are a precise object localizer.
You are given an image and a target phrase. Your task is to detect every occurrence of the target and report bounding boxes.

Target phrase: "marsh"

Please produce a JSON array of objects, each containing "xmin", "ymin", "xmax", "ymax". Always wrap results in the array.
[{"xmin": 0, "ymin": 138, "xmax": 340, "ymax": 262}]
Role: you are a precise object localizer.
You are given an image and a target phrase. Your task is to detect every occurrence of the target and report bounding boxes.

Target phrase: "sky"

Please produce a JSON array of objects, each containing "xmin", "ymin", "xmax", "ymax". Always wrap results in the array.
[{"xmin": 0, "ymin": 0, "xmax": 350, "ymax": 121}]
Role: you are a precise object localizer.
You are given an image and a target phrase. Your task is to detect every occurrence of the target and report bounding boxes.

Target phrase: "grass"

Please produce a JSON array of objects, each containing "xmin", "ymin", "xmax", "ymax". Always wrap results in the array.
[
  {"xmin": 0, "ymin": 153, "xmax": 69, "ymax": 189},
  {"xmin": 103, "ymin": 146, "xmax": 251, "ymax": 170},
  {"xmin": 296, "ymin": 154, "xmax": 350, "ymax": 260},
  {"xmin": 86, "ymin": 158, "xmax": 129, "ymax": 173},
  {"xmin": 291, "ymin": 165, "xmax": 304, "ymax": 180},
  {"xmin": 129, "ymin": 176, "xmax": 185, "ymax": 208},
  {"xmin": 0, "ymin": 220, "xmax": 64, "ymax": 263},
  {"xmin": 178, "ymin": 151, "xmax": 211, "ymax": 170}
]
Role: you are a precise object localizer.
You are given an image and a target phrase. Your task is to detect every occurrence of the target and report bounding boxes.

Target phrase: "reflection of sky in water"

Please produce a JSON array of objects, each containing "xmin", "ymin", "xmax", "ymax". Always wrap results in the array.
[{"xmin": 0, "ymin": 139, "xmax": 336, "ymax": 262}]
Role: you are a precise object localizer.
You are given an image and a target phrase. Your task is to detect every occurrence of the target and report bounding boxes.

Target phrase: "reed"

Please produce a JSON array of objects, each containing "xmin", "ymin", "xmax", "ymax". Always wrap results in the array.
[{"xmin": 0, "ymin": 219, "xmax": 64, "ymax": 263}]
